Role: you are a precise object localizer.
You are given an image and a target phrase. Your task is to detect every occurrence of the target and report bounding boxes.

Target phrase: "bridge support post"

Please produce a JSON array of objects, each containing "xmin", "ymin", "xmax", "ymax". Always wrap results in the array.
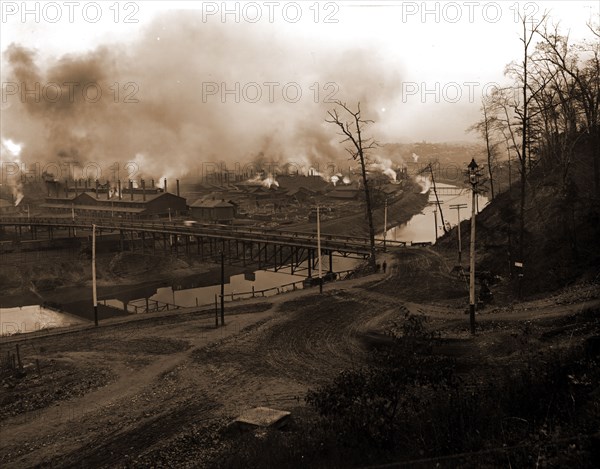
[{"xmin": 257, "ymin": 243, "xmax": 262, "ymax": 269}]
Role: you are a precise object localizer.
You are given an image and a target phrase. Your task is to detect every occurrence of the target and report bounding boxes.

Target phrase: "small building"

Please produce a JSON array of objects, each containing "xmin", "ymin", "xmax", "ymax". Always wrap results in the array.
[
  {"xmin": 326, "ymin": 183, "xmax": 361, "ymax": 200},
  {"xmin": 287, "ymin": 187, "xmax": 317, "ymax": 204},
  {"xmin": 190, "ymin": 199, "xmax": 236, "ymax": 223},
  {"xmin": 276, "ymin": 175, "xmax": 329, "ymax": 194}
]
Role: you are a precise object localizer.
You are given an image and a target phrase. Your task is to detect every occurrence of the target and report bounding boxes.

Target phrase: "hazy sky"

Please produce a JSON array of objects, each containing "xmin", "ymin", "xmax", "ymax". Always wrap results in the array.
[{"xmin": 1, "ymin": 1, "xmax": 598, "ymax": 177}]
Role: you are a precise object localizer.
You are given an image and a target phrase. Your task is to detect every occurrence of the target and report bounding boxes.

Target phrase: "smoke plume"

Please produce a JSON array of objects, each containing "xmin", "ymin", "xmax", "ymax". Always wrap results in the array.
[{"xmin": 1, "ymin": 12, "xmax": 402, "ymax": 182}]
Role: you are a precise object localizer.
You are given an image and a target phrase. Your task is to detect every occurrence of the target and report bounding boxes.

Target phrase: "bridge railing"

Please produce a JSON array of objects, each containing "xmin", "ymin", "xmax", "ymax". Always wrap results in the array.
[
  {"xmin": 0, "ymin": 217, "xmax": 411, "ymax": 249},
  {"xmin": 99, "ymin": 268, "xmax": 360, "ymax": 315},
  {"xmin": 127, "ymin": 298, "xmax": 182, "ymax": 314},
  {"xmin": 219, "ymin": 268, "xmax": 358, "ymax": 302}
]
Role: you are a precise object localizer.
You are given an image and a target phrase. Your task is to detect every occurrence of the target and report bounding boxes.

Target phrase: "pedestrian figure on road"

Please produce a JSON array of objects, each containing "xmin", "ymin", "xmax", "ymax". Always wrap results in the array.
[{"xmin": 382, "ymin": 261, "xmax": 387, "ymax": 273}]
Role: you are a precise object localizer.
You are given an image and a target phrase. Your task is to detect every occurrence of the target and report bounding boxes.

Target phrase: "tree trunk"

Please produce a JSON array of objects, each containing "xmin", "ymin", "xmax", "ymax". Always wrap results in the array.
[
  {"xmin": 359, "ymin": 148, "xmax": 377, "ymax": 269},
  {"xmin": 483, "ymin": 104, "xmax": 495, "ymax": 200}
]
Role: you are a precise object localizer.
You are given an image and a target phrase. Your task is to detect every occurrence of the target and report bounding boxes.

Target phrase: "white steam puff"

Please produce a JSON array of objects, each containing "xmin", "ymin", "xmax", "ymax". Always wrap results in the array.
[
  {"xmin": 1, "ymin": 138, "xmax": 25, "ymax": 205},
  {"xmin": 416, "ymin": 175, "xmax": 431, "ymax": 194},
  {"xmin": 247, "ymin": 173, "xmax": 279, "ymax": 189},
  {"xmin": 368, "ymin": 156, "xmax": 398, "ymax": 183}
]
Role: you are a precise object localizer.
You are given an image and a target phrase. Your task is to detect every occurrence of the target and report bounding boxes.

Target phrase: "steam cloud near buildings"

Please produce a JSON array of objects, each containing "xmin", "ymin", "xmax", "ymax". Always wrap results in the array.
[{"xmin": 1, "ymin": 11, "xmax": 407, "ymax": 196}]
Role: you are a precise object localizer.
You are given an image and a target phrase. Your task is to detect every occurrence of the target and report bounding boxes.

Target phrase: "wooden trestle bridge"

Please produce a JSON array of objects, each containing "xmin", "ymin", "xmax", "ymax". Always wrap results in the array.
[{"xmin": 0, "ymin": 217, "xmax": 413, "ymax": 275}]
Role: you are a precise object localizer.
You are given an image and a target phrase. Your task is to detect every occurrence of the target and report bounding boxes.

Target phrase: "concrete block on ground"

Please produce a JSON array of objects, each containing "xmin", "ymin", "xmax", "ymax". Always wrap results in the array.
[{"xmin": 233, "ymin": 407, "xmax": 291, "ymax": 431}]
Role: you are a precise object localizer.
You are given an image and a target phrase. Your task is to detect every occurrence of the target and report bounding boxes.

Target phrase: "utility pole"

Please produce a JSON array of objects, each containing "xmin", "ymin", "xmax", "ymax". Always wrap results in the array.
[
  {"xmin": 317, "ymin": 205, "xmax": 323, "ymax": 293},
  {"xmin": 433, "ymin": 209, "xmax": 438, "ymax": 243},
  {"xmin": 220, "ymin": 248, "xmax": 225, "ymax": 326},
  {"xmin": 467, "ymin": 159, "xmax": 481, "ymax": 335},
  {"xmin": 383, "ymin": 198, "xmax": 388, "ymax": 251},
  {"xmin": 450, "ymin": 203, "xmax": 467, "ymax": 265},
  {"xmin": 428, "ymin": 163, "xmax": 447, "ymax": 233},
  {"xmin": 92, "ymin": 224, "xmax": 98, "ymax": 326}
]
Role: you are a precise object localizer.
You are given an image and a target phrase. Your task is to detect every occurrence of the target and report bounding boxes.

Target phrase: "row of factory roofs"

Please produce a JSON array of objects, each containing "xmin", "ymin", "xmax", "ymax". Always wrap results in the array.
[{"xmin": 1, "ymin": 174, "xmax": 406, "ymax": 222}]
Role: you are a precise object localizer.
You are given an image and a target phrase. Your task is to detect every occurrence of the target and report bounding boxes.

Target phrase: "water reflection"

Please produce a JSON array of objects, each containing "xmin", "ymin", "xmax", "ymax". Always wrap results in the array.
[
  {"xmin": 0, "ymin": 305, "xmax": 86, "ymax": 336},
  {"xmin": 104, "ymin": 256, "xmax": 359, "ymax": 311},
  {"xmin": 385, "ymin": 183, "xmax": 488, "ymax": 244}
]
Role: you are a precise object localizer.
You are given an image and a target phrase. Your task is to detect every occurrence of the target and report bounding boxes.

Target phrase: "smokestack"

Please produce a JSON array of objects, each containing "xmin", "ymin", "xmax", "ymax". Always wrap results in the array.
[
  {"xmin": 47, "ymin": 183, "xmax": 50, "ymax": 197},
  {"xmin": 142, "ymin": 179, "xmax": 146, "ymax": 201},
  {"xmin": 107, "ymin": 182, "xmax": 110, "ymax": 200},
  {"xmin": 130, "ymin": 180, "xmax": 134, "ymax": 200},
  {"xmin": 176, "ymin": 179, "xmax": 180, "ymax": 197},
  {"xmin": 65, "ymin": 179, "xmax": 69, "ymax": 198},
  {"xmin": 164, "ymin": 178, "xmax": 168, "ymax": 193},
  {"xmin": 74, "ymin": 179, "xmax": 78, "ymax": 197},
  {"xmin": 151, "ymin": 179, "xmax": 155, "ymax": 190},
  {"xmin": 95, "ymin": 180, "xmax": 99, "ymax": 199},
  {"xmin": 85, "ymin": 179, "xmax": 88, "ymax": 190},
  {"xmin": 118, "ymin": 180, "xmax": 122, "ymax": 200}
]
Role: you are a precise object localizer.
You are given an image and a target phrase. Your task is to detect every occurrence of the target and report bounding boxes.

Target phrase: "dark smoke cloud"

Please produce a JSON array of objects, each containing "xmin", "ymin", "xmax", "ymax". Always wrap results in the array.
[{"xmin": 1, "ymin": 12, "xmax": 403, "ymax": 180}]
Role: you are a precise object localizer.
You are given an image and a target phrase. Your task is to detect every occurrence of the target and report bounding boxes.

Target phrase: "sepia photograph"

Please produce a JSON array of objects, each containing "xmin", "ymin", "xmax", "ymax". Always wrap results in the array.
[{"xmin": 1, "ymin": 1, "xmax": 599, "ymax": 467}]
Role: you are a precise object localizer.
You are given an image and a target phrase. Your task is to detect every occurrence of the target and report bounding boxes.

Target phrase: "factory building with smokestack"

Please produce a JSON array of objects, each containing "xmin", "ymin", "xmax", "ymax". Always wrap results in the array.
[{"xmin": 40, "ymin": 178, "xmax": 187, "ymax": 219}]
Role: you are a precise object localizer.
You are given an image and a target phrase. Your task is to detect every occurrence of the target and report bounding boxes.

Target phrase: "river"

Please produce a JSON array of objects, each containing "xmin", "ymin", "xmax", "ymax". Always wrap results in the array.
[{"xmin": 384, "ymin": 183, "xmax": 488, "ymax": 244}]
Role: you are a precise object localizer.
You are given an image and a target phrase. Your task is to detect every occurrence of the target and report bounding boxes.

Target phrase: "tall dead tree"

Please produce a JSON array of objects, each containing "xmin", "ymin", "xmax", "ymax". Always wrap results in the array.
[
  {"xmin": 326, "ymin": 101, "xmax": 377, "ymax": 269},
  {"xmin": 468, "ymin": 98, "xmax": 499, "ymax": 200},
  {"xmin": 504, "ymin": 10, "xmax": 549, "ymax": 297}
]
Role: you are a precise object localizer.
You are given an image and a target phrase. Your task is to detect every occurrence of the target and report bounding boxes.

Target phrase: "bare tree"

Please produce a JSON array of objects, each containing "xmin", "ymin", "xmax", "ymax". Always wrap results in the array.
[
  {"xmin": 503, "ymin": 10, "xmax": 550, "ymax": 296},
  {"xmin": 468, "ymin": 98, "xmax": 500, "ymax": 200},
  {"xmin": 536, "ymin": 22, "xmax": 600, "ymax": 195},
  {"xmin": 326, "ymin": 101, "xmax": 378, "ymax": 269}
]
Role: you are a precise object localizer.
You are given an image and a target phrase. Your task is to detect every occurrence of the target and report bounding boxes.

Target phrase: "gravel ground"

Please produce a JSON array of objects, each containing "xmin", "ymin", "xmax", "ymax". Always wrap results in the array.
[{"xmin": 1, "ymin": 248, "xmax": 598, "ymax": 468}]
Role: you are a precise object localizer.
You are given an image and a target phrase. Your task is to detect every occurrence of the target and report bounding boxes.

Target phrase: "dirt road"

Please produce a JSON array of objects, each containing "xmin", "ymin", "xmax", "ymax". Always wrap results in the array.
[{"xmin": 1, "ymin": 247, "xmax": 598, "ymax": 468}]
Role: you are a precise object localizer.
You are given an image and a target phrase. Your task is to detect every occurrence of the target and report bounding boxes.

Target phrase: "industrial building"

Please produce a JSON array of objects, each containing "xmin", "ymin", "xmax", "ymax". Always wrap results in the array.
[
  {"xmin": 189, "ymin": 199, "xmax": 237, "ymax": 223},
  {"xmin": 40, "ymin": 179, "xmax": 188, "ymax": 219}
]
